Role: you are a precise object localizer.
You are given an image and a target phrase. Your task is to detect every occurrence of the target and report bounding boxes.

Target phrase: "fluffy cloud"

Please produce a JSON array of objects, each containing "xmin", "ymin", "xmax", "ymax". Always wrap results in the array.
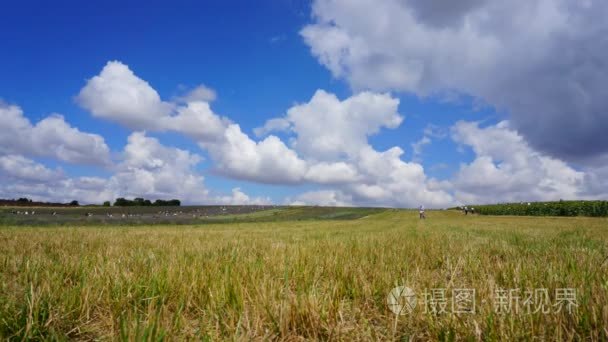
[
  {"xmin": 0, "ymin": 156, "xmax": 114, "ymax": 204},
  {"xmin": 0, "ymin": 130, "xmax": 267, "ymax": 205},
  {"xmin": 305, "ymin": 162, "xmax": 360, "ymax": 184},
  {"xmin": 76, "ymin": 61, "xmax": 230, "ymax": 142},
  {"xmin": 111, "ymin": 132, "xmax": 209, "ymax": 202},
  {"xmin": 174, "ymin": 84, "xmax": 217, "ymax": 103},
  {"xmin": 76, "ymin": 61, "xmax": 172, "ymax": 129},
  {"xmin": 290, "ymin": 190, "xmax": 353, "ymax": 207},
  {"xmin": 77, "ymin": 62, "xmax": 305, "ymax": 184},
  {"xmin": 282, "ymin": 90, "xmax": 403, "ymax": 161},
  {"xmin": 165, "ymin": 102, "xmax": 228, "ymax": 143},
  {"xmin": 0, "ymin": 97, "xmax": 214, "ymax": 203},
  {"xmin": 0, "ymin": 132, "xmax": 207, "ymax": 203},
  {"xmin": 0, "ymin": 103, "xmax": 110, "ymax": 166},
  {"xmin": 73, "ymin": 60, "xmax": 606, "ymax": 208},
  {"xmin": 204, "ymin": 124, "xmax": 308, "ymax": 184},
  {"xmin": 258, "ymin": 90, "xmax": 454, "ymax": 207},
  {"xmin": 349, "ymin": 146, "xmax": 453, "ymax": 207},
  {"xmin": 0, "ymin": 155, "xmax": 63, "ymax": 182},
  {"xmin": 581, "ymin": 159, "xmax": 608, "ymax": 199},
  {"xmin": 214, "ymin": 188, "xmax": 271, "ymax": 205},
  {"xmin": 8, "ymin": 56, "xmax": 602, "ymax": 207},
  {"xmin": 209, "ymin": 88, "xmax": 453, "ymax": 209},
  {"xmin": 253, "ymin": 118, "xmax": 291, "ymax": 138},
  {"xmin": 302, "ymin": 0, "xmax": 608, "ymax": 161},
  {"xmin": 77, "ymin": 63, "xmax": 435, "ymax": 200},
  {"xmin": 450, "ymin": 121, "xmax": 585, "ymax": 204},
  {"xmin": 0, "ymin": 180, "xmax": 106, "ymax": 204}
]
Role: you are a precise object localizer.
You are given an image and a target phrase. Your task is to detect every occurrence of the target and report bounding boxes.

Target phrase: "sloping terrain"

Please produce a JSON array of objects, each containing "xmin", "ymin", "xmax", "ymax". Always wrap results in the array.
[{"xmin": 0, "ymin": 205, "xmax": 387, "ymax": 226}]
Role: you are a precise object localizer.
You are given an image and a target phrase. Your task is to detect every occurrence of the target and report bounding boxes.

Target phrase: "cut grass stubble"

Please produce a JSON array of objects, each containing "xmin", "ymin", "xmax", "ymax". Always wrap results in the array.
[{"xmin": 0, "ymin": 210, "xmax": 607, "ymax": 340}]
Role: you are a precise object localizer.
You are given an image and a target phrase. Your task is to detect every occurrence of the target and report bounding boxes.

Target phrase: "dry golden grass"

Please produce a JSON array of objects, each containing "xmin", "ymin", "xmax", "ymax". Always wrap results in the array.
[{"xmin": 1, "ymin": 210, "xmax": 607, "ymax": 340}]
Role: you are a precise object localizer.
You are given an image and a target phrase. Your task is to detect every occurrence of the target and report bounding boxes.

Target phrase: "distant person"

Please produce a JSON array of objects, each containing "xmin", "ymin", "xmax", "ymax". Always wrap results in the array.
[
  {"xmin": 464, "ymin": 206, "xmax": 469, "ymax": 215},
  {"xmin": 419, "ymin": 205, "xmax": 426, "ymax": 219}
]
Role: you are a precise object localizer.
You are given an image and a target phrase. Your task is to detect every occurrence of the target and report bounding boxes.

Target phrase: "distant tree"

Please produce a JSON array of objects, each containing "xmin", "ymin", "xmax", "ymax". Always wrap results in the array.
[
  {"xmin": 114, "ymin": 198, "xmax": 131, "ymax": 206},
  {"xmin": 113, "ymin": 197, "xmax": 181, "ymax": 207},
  {"xmin": 152, "ymin": 199, "xmax": 181, "ymax": 206},
  {"xmin": 17, "ymin": 197, "xmax": 30, "ymax": 203},
  {"xmin": 69, "ymin": 200, "xmax": 79, "ymax": 206},
  {"xmin": 103, "ymin": 201, "xmax": 111, "ymax": 207}
]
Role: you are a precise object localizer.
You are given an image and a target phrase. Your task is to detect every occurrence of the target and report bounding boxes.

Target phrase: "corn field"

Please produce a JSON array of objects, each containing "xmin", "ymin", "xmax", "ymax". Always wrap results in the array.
[{"xmin": 470, "ymin": 201, "xmax": 608, "ymax": 217}]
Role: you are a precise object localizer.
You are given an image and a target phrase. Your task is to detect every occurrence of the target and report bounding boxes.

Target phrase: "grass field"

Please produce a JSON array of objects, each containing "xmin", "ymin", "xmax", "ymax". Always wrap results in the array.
[
  {"xmin": 0, "ymin": 205, "xmax": 385, "ymax": 226},
  {"xmin": 1, "ymin": 208, "xmax": 607, "ymax": 340}
]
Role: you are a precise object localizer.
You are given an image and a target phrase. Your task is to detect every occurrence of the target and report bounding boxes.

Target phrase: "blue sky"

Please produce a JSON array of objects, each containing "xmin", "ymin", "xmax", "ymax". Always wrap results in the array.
[{"xmin": 1, "ymin": 0, "xmax": 606, "ymax": 207}]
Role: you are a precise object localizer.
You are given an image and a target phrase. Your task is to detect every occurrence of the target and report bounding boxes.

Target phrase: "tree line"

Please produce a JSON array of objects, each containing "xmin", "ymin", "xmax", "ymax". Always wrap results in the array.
[
  {"xmin": 111, "ymin": 198, "xmax": 181, "ymax": 207},
  {"xmin": 1, "ymin": 197, "xmax": 181, "ymax": 207},
  {"xmin": 469, "ymin": 200, "xmax": 608, "ymax": 217},
  {"xmin": 0, "ymin": 198, "xmax": 77, "ymax": 207}
]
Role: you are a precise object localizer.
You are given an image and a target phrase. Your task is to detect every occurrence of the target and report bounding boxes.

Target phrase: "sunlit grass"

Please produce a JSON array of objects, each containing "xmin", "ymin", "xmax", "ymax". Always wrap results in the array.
[{"xmin": 1, "ymin": 210, "xmax": 607, "ymax": 340}]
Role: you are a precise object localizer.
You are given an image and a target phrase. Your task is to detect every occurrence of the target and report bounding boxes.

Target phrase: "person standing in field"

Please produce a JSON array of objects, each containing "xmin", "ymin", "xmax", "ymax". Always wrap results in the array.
[{"xmin": 419, "ymin": 205, "xmax": 426, "ymax": 219}]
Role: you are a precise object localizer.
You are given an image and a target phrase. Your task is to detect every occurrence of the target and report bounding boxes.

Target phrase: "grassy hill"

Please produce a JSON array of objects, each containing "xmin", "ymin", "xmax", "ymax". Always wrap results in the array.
[{"xmin": 0, "ymin": 205, "xmax": 387, "ymax": 226}]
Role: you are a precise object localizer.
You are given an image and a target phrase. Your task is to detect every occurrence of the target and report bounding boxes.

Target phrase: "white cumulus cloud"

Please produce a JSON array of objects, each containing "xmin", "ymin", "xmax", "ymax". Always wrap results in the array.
[
  {"xmin": 214, "ymin": 188, "xmax": 271, "ymax": 205},
  {"xmin": 204, "ymin": 124, "xmax": 308, "ymax": 184},
  {"xmin": 283, "ymin": 89, "xmax": 403, "ymax": 161},
  {"xmin": 290, "ymin": 190, "xmax": 353, "ymax": 207},
  {"xmin": 0, "ymin": 103, "xmax": 111, "ymax": 166},
  {"xmin": 110, "ymin": 132, "xmax": 208, "ymax": 202},
  {"xmin": 259, "ymin": 90, "xmax": 454, "ymax": 207},
  {"xmin": 450, "ymin": 121, "xmax": 585, "ymax": 204},
  {"xmin": 76, "ymin": 61, "xmax": 230, "ymax": 142},
  {"xmin": 302, "ymin": 0, "xmax": 608, "ymax": 162},
  {"xmin": 76, "ymin": 61, "xmax": 172, "ymax": 129},
  {"xmin": 0, "ymin": 155, "xmax": 63, "ymax": 182},
  {"xmin": 72, "ymin": 60, "xmax": 606, "ymax": 208}
]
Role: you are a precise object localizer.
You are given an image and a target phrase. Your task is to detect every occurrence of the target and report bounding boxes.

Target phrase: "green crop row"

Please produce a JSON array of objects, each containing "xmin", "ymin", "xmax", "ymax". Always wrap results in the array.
[{"xmin": 469, "ymin": 200, "xmax": 608, "ymax": 217}]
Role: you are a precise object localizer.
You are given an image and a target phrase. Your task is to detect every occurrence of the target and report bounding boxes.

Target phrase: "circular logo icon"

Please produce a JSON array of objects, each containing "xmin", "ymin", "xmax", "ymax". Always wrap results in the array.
[{"xmin": 387, "ymin": 286, "xmax": 417, "ymax": 315}]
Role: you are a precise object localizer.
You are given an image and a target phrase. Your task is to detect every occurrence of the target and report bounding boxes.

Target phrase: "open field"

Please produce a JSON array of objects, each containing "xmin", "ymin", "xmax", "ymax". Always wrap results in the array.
[
  {"xmin": 1, "ymin": 209, "xmax": 607, "ymax": 340},
  {"xmin": 0, "ymin": 205, "xmax": 385, "ymax": 226}
]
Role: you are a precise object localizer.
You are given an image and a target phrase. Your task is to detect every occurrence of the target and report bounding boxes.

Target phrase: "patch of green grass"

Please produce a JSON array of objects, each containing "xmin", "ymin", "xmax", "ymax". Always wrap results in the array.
[
  {"xmin": 0, "ymin": 206, "xmax": 386, "ymax": 226},
  {"xmin": 202, "ymin": 206, "xmax": 386, "ymax": 223}
]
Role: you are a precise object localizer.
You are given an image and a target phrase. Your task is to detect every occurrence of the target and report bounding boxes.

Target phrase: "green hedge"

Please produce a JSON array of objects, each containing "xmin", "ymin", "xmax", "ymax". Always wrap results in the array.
[{"xmin": 469, "ymin": 200, "xmax": 608, "ymax": 217}]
